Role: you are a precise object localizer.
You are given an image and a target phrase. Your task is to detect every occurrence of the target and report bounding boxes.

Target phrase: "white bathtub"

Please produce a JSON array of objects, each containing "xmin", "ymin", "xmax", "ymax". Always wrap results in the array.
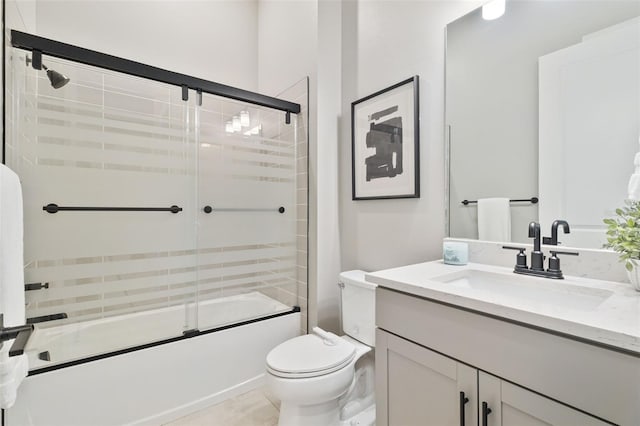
[
  {"xmin": 6, "ymin": 292, "xmax": 300, "ymax": 425},
  {"xmin": 27, "ymin": 291, "xmax": 292, "ymax": 370}
]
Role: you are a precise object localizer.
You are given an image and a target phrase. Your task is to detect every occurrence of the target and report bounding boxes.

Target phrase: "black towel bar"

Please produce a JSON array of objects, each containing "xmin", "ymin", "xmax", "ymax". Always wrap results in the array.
[
  {"xmin": 43, "ymin": 204, "xmax": 182, "ymax": 214},
  {"xmin": 461, "ymin": 197, "xmax": 538, "ymax": 206},
  {"xmin": 203, "ymin": 205, "xmax": 285, "ymax": 214}
]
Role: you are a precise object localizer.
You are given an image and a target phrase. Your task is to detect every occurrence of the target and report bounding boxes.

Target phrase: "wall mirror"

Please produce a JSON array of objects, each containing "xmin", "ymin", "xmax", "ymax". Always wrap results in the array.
[{"xmin": 446, "ymin": 0, "xmax": 640, "ymax": 248}]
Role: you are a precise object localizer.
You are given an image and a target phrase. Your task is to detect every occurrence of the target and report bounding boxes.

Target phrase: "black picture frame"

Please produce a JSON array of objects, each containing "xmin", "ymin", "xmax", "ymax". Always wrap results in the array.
[{"xmin": 351, "ymin": 76, "xmax": 419, "ymax": 200}]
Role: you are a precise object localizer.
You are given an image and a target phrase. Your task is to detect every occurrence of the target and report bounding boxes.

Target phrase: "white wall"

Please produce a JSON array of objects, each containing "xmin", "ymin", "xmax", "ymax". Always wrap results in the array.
[
  {"xmin": 4, "ymin": 0, "xmax": 36, "ymax": 165},
  {"xmin": 314, "ymin": 0, "xmax": 342, "ymax": 332},
  {"xmin": 339, "ymin": 1, "xmax": 481, "ymax": 273},
  {"xmin": 257, "ymin": 0, "xmax": 316, "ymax": 97},
  {"xmin": 5, "ymin": 0, "xmax": 35, "ymax": 34},
  {"xmin": 34, "ymin": 0, "xmax": 259, "ymax": 90}
]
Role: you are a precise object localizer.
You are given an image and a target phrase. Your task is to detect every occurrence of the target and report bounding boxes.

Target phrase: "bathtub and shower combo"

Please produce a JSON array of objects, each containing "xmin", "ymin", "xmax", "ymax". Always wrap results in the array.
[{"xmin": 3, "ymin": 31, "xmax": 307, "ymax": 425}]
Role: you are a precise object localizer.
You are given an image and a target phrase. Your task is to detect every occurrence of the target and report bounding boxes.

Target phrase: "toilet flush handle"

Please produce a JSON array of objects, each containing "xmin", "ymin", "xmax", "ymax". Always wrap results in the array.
[{"xmin": 312, "ymin": 327, "xmax": 339, "ymax": 346}]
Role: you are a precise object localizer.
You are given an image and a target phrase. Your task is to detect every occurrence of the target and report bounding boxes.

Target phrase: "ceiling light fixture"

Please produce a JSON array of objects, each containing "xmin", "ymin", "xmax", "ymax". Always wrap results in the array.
[
  {"xmin": 232, "ymin": 116, "xmax": 241, "ymax": 132},
  {"xmin": 240, "ymin": 110, "xmax": 250, "ymax": 127},
  {"xmin": 482, "ymin": 0, "xmax": 505, "ymax": 20}
]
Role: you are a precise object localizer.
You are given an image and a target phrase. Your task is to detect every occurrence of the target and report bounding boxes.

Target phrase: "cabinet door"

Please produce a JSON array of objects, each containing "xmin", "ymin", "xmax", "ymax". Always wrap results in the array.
[
  {"xmin": 478, "ymin": 372, "xmax": 610, "ymax": 426},
  {"xmin": 376, "ymin": 329, "xmax": 478, "ymax": 426}
]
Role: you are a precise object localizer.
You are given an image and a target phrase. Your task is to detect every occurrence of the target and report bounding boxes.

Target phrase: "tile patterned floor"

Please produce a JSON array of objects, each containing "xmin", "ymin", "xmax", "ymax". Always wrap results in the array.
[{"xmin": 164, "ymin": 388, "xmax": 280, "ymax": 426}]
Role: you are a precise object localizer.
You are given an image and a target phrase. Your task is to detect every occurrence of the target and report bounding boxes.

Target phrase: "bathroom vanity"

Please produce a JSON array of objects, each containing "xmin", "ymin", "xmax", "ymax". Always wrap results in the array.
[{"xmin": 368, "ymin": 261, "xmax": 640, "ymax": 426}]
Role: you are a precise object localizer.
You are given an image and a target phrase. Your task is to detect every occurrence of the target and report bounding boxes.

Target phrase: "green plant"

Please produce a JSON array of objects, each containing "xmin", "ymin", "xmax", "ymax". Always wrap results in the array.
[{"xmin": 603, "ymin": 200, "xmax": 640, "ymax": 271}]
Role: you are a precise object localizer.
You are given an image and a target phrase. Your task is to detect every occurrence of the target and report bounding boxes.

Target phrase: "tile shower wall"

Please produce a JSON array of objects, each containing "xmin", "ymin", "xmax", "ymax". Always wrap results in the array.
[
  {"xmin": 7, "ymin": 50, "xmax": 308, "ymax": 337},
  {"xmin": 277, "ymin": 78, "xmax": 309, "ymax": 334}
]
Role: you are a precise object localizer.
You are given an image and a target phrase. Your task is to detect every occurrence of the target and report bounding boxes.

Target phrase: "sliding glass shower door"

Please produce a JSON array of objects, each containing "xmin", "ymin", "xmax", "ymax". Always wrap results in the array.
[
  {"xmin": 194, "ymin": 92, "xmax": 299, "ymax": 332},
  {"xmin": 7, "ymin": 50, "xmax": 199, "ymax": 368}
]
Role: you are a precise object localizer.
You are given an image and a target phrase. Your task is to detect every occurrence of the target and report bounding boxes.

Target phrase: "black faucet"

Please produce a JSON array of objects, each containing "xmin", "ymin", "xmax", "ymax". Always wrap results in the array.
[
  {"xmin": 528, "ymin": 222, "xmax": 544, "ymax": 271},
  {"xmin": 503, "ymin": 220, "xmax": 579, "ymax": 279},
  {"xmin": 543, "ymin": 220, "xmax": 570, "ymax": 245}
]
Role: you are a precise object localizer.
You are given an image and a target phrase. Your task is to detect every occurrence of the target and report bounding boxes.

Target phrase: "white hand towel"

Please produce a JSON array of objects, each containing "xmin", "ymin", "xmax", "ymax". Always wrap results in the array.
[
  {"xmin": 0, "ymin": 164, "xmax": 25, "ymax": 327},
  {"xmin": 0, "ymin": 164, "xmax": 28, "ymax": 408},
  {"xmin": 628, "ymin": 148, "xmax": 640, "ymax": 200},
  {"xmin": 628, "ymin": 173, "xmax": 640, "ymax": 201},
  {"xmin": 477, "ymin": 197, "xmax": 511, "ymax": 242},
  {"xmin": 0, "ymin": 354, "xmax": 28, "ymax": 408}
]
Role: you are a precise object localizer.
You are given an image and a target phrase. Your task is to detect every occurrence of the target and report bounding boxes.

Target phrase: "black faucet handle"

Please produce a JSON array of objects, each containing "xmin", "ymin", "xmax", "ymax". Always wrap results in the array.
[
  {"xmin": 547, "ymin": 250, "xmax": 579, "ymax": 275},
  {"xmin": 542, "ymin": 236, "xmax": 554, "ymax": 245},
  {"xmin": 502, "ymin": 246, "xmax": 528, "ymax": 270},
  {"xmin": 550, "ymin": 250, "xmax": 579, "ymax": 257}
]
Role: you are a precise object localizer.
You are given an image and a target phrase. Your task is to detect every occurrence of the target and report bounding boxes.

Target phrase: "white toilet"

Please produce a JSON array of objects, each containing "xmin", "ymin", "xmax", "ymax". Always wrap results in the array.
[{"xmin": 265, "ymin": 270, "xmax": 376, "ymax": 426}]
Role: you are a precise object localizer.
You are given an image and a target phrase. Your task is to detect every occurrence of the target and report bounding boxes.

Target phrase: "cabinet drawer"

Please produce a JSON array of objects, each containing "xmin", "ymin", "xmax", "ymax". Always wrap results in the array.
[{"xmin": 376, "ymin": 287, "xmax": 640, "ymax": 425}]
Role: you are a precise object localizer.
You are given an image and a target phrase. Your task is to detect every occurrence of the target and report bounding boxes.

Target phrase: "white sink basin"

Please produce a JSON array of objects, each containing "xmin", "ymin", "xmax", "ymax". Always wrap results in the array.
[{"xmin": 431, "ymin": 269, "xmax": 613, "ymax": 311}]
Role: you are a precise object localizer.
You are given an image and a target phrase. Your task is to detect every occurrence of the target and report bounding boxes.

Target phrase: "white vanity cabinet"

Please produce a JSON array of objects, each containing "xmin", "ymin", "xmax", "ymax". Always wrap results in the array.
[
  {"xmin": 375, "ymin": 287, "xmax": 640, "ymax": 426},
  {"xmin": 376, "ymin": 329, "xmax": 478, "ymax": 426},
  {"xmin": 376, "ymin": 329, "xmax": 608, "ymax": 426}
]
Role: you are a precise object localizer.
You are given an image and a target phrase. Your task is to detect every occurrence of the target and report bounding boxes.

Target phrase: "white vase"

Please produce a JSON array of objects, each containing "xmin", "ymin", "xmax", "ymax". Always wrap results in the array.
[{"xmin": 626, "ymin": 268, "xmax": 640, "ymax": 291}]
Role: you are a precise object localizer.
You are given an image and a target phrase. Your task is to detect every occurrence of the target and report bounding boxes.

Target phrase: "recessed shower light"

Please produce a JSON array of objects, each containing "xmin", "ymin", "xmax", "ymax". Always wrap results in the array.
[{"xmin": 482, "ymin": 0, "xmax": 505, "ymax": 20}]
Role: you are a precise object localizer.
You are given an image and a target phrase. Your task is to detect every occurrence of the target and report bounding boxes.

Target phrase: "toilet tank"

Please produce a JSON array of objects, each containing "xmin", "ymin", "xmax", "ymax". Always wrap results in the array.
[{"xmin": 339, "ymin": 270, "xmax": 377, "ymax": 347}]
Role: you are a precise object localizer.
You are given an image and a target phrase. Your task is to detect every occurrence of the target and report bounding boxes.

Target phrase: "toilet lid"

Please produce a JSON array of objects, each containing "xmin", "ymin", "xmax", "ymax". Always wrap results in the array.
[{"xmin": 266, "ymin": 334, "xmax": 356, "ymax": 378}]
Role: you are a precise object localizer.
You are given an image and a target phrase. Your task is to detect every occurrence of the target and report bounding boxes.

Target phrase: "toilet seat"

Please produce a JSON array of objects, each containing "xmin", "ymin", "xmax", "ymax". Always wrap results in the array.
[{"xmin": 267, "ymin": 334, "xmax": 356, "ymax": 379}]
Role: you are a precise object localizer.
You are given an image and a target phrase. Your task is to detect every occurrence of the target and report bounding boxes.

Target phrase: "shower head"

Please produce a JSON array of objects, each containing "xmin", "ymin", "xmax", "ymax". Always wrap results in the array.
[
  {"xmin": 25, "ymin": 56, "xmax": 71, "ymax": 89},
  {"xmin": 42, "ymin": 65, "xmax": 70, "ymax": 89}
]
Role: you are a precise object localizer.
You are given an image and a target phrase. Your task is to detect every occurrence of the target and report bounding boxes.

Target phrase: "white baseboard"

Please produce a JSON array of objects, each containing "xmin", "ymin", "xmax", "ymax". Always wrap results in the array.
[{"xmin": 132, "ymin": 374, "xmax": 266, "ymax": 426}]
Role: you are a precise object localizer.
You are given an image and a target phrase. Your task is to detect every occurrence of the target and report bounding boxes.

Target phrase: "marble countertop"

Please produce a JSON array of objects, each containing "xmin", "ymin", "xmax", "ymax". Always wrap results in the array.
[{"xmin": 366, "ymin": 261, "xmax": 640, "ymax": 355}]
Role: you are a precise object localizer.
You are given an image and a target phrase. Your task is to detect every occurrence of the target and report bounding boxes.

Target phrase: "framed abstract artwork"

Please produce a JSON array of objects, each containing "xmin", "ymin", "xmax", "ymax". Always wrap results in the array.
[{"xmin": 351, "ymin": 76, "xmax": 419, "ymax": 200}]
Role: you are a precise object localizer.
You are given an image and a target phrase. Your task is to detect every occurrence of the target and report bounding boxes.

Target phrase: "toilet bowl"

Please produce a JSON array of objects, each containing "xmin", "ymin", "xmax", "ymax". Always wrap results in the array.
[{"xmin": 265, "ymin": 271, "xmax": 376, "ymax": 426}]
